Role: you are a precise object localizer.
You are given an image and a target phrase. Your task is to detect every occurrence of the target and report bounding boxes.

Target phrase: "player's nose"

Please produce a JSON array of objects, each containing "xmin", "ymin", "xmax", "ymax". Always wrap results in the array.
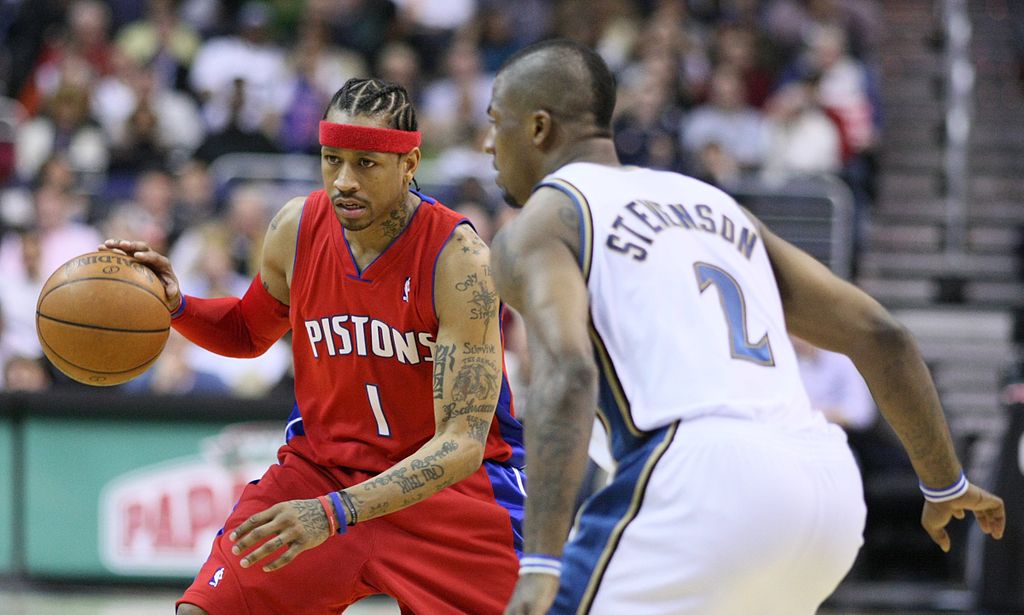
[
  {"xmin": 482, "ymin": 126, "xmax": 495, "ymax": 155},
  {"xmin": 333, "ymin": 164, "xmax": 359, "ymax": 193}
]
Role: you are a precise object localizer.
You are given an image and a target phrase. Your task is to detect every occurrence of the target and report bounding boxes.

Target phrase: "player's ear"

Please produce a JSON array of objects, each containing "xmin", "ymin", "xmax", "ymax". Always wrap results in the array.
[
  {"xmin": 401, "ymin": 147, "xmax": 421, "ymax": 184},
  {"xmin": 531, "ymin": 110, "xmax": 552, "ymax": 147}
]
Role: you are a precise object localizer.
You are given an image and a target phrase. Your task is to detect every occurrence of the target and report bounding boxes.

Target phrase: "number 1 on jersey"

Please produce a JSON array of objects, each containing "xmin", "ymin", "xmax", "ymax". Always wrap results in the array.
[
  {"xmin": 694, "ymin": 262, "xmax": 775, "ymax": 366},
  {"xmin": 364, "ymin": 383, "xmax": 392, "ymax": 437}
]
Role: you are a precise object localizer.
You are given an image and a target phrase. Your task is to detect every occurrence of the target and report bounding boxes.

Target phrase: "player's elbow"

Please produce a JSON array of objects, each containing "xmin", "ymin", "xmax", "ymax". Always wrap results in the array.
[
  {"xmin": 862, "ymin": 312, "xmax": 913, "ymax": 357},
  {"xmin": 460, "ymin": 437, "xmax": 487, "ymax": 470},
  {"xmin": 550, "ymin": 353, "xmax": 599, "ymax": 402},
  {"xmin": 438, "ymin": 418, "xmax": 489, "ymax": 471}
]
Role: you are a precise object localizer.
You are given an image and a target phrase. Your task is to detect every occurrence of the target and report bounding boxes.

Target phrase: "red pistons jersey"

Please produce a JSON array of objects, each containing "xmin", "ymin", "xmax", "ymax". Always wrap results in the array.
[{"xmin": 286, "ymin": 189, "xmax": 524, "ymax": 472}]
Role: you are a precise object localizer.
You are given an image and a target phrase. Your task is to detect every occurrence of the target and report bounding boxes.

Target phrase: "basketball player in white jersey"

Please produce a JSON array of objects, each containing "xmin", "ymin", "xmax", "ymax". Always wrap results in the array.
[{"xmin": 485, "ymin": 40, "xmax": 1006, "ymax": 615}]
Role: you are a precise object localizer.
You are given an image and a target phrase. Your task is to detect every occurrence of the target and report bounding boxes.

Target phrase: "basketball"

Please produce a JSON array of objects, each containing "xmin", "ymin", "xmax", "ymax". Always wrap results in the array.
[{"xmin": 35, "ymin": 251, "xmax": 171, "ymax": 386}]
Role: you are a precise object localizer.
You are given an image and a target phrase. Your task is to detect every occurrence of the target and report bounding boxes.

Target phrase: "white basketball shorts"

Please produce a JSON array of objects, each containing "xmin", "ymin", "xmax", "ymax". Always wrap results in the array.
[{"xmin": 552, "ymin": 415, "xmax": 867, "ymax": 615}]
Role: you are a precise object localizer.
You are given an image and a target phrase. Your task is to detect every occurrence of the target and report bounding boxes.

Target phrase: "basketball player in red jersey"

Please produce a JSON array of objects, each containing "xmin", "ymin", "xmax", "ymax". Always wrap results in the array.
[{"xmin": 102, "ymin": 78, "xmax": 525, "ymax": 615}]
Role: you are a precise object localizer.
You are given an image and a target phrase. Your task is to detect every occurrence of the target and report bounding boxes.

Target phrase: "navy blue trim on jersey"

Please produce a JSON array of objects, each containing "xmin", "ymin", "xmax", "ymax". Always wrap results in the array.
[
  {"xmin": 552, "ymin": 422, "xmax": 678, "ymax": 615},
  {"xmin": 494, "ymin": 368, "xmax": 525, "ymax": 467},
  {"xmin": 291, "ymin": 194, "xmax": 309, "ymax": 281},
  {"xmin": 342, "ymin": 197, "xmax": 425, "ymax": 278},
  {"xmin": 594, "ymin": 368, "xmax": 644, "ymax": 461},
  {"xmin": 284, "ymin": 403, "xmax": 305, "ymax": 441},
  {"xmin": 493, "ymin": 303, "xmax": 525, "ymax": 467},
  {"xmin": 589, "ymin": 324, "xmax": 645, "ymax": 460},
  {"xmin": 533, "ymin": 180, "xmax": 594, "ymax": 281},
  {"xmin": 410, "ymin": 188, "xmax": 437, "ymax": 204},
  {"xmin": 484, "ymin": 460, "xmax": 526, "ymax": 556}
]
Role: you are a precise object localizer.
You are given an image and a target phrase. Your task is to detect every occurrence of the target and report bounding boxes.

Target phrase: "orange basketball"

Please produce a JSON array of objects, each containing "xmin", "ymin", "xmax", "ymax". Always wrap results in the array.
[{"xmin": 36, "ymin": 251, "xmax": 170, "ymax": 386}]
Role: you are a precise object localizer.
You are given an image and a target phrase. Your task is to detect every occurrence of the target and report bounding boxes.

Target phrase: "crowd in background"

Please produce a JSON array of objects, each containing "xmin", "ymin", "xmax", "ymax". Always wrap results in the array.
[{"xmin": 0, "ymin": 0, "xmax": 884, "ymax": 396}]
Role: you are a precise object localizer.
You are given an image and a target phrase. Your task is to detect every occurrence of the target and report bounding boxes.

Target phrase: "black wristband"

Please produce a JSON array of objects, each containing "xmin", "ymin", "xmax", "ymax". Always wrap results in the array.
[{"xmin": 338, "ymin": 490, "xmax": 358, "ymax": 526}]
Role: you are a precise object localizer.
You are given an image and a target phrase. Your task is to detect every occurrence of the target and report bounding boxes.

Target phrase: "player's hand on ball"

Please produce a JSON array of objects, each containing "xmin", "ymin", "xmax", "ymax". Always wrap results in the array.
[
  {"xmin": 229, "ymin": 499, "xmax": 332, "ymax": 572},
  {"xmin": 99, "ymin": 238, "xmax": 181, "ymax": 311},
  {"xmin": 504, "ymin": 573, "xmax": 560, "ymax": 615},
  {"xmin": 922, "ymin": 483, "xmax": 1006, "ymax": 552}
]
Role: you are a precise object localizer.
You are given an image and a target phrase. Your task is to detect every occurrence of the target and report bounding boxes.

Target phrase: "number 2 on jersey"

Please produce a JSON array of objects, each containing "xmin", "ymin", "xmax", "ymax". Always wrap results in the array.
[
  {"xmin": 694, "ymin": 262, "xmax": 775, "ymax": 366},
  {"xmin": 364, "ymin": 383, "xmax": 392, "ymax": 436}
]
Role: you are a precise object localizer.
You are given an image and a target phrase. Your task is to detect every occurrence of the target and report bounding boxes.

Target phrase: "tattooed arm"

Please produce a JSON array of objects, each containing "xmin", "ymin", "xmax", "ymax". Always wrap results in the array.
[
  {"xmin": 229, "ymin": 223, "xmax": 506, "ymax": 571},
  {"xmin": 491, "ymin": 188, "xmax": 598, "ymax": 561},
  {"xmin": 341, "ymin": 224, "xmax": 504, "ymax": 519}
]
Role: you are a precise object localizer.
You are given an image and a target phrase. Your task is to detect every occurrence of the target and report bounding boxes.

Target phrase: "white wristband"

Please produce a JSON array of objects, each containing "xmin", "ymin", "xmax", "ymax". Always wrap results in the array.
[
  {"xmin": 519, "ymin": 554, "xmax": 562, "ymax": 578},
  {"xmin": 920, "ymin": 471, "xmax": 970, "ymax": 503}
]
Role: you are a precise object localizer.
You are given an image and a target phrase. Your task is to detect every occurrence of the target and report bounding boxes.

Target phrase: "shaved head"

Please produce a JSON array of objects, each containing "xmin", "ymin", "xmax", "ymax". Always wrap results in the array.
[{"xmin": 496, "ymin": 39, "xmax": 616, "ymax": 135}]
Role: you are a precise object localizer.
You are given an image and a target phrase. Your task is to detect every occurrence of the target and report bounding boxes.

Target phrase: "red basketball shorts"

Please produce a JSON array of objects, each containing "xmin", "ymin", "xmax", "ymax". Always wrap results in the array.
[{"xmin": 177, "ymin": 436, "xmax": 523, "ymax": 614}]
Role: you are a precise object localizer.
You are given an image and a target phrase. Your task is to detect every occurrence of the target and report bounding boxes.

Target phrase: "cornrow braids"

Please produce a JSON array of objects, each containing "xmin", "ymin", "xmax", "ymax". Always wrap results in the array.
[{"xmin": 323, "ymin": 78, "xmax": 418, "ymax": 132}]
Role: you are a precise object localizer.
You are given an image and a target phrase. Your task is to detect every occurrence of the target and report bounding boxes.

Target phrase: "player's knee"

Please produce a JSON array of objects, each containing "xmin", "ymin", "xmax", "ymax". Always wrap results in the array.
[{"xmin": 176, "ymin": 603, "xmax": 210, "ymax": 615}]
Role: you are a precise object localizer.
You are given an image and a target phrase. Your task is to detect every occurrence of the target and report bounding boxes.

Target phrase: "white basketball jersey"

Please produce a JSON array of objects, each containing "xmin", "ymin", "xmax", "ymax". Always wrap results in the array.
[{"xmin": 538, "ymin": 163, "xmax": 823, "ymax": 452}]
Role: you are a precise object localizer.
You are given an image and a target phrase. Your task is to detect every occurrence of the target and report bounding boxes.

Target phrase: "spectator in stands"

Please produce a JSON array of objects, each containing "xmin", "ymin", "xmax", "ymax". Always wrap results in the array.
[
  {"xmin": 0, "ymin": 228, "xmax": 45, "ymax": 363},
  {"xmin": 682, "ymin": 66, "xmax": 767, "ymax": 173},
  {"xmin": 17, "ymin": 0, "xmax": 115, "ymax": 116},
  {"xmin": 16, "ymin": 83, "xmax": 109, "ymax": 182},
  {"xmin": 614, "ymin": 73, "xmax": 685, "ymax": 171},
  {"xmin": 308, "ymin": 0, "xmax": 397, "ymax": 67},
  {"xmin": 792, "ymin": 335, "xmax": 876, "ymax": 432},
  {"xmin": 760, "ymin": 79, "xmax": 842, "ymax": 183},
  {"xmin": 375, "ymin": 42, "xmax": 425, "ymax": 105},
  {"xmin": 791, "ymin": 334, "xmax": 912, "ymax": 481},
  {"xmin": 93, "ymin": 55, "xmax": 205, "ymax": 171},
  {"xmin": 452, "ymin": 201, "xmax": 496, "ymax": 244},
  {"xmin": 35, "ymin": 154, "xmax": 78, "ymax": 194},
  {"xmin": 472, "ymin": 3, "xmax": 521, "ymax": 73},
  {"xmin": 188, "ymin": 1, "xmax": 289, "ymax": 137},
  {"xmin": 393, "ymin": 0, "xmax": 478, "ymax": 74},
  {"xmin": 0, "ymin": 185, "xmax": 100, "ymax": 276},
  {"xmin": 627, "ymin": 1, "xmax": 710, "ymax": 107},
  {"xmin": 420, "ymin": 38, "xmax": 494, "ymax": 150},
  {"xmin": 804, "ymin": 25, "xmax": 878, "ymax": 161},
  {"xmin": 114, "ymin": 0, "xmax": 201, "ymax": 92},
  {"xmin": 276, "ymin": 21, "xmax": 366, "ymax": 154},
  {"xmin": 172, "ymin": 160, "xmax": 219, "ymax": 228},
  {"xmin": 762, "ymin": 0, "xmax": 882, "ymax": 62},
  {"xmin": 109, "ymin": 99, "xmax": 171, "ymax": 173},
  {"xmin": 192, "ymin": 78, "xmax": 280, "ymax": 164},
  {"xmin": 123, "ymin": 330, "xmax": 230, "ymax": 396},
  {"xmin": 102, "ymin": 201, "xmax": 169, "ymax": 258},
  {"xmin": 793, "ymin": 24, "xmax": 881, "ymax": 262},
  {"xmin": 694, "ymin": 141, "xmax": 742, "ymax": 188},
  {"xmin": 171, "ymin": 183, "xmax": 269, "ymax": 281},
  {"xmin": 711, "ymin": 23, "xmax": 776, "ymax": 109},
  {"xmin": 175, "ymin": 222, "xmax": 251, "ymax": 300},
  {"xmin": 3, "ymin": 355, "xmax": 51, "ymax": 392}
]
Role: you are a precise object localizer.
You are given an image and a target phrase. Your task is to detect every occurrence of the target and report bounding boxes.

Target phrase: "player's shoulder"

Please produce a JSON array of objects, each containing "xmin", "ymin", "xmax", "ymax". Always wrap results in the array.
[
  {"xmin": 262, "ymin": 195, "xmax": 308, "ymax": 272},
  {"xmin": 269, "ymin": 195, "xmax": 307, "ymax": 234},
  {"xmin": 507, "ymin": 186, "xmax": 581, "ymax": 255},
  {"xmin": 438, "ymin": 222, "xmax": 489, "ymax": 268}
]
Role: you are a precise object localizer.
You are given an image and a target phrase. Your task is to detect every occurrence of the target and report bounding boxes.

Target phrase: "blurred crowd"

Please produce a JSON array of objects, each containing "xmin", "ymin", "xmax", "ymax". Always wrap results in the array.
[{"xmin": 0, "ymin": 0, "xmax": 884, "ymax": 394}]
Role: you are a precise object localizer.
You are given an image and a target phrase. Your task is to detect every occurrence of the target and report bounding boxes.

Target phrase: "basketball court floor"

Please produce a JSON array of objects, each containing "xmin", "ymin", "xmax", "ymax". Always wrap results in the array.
[{"xmin": 0, "ymin": 584, "xmax": 952, "ymax": 614}]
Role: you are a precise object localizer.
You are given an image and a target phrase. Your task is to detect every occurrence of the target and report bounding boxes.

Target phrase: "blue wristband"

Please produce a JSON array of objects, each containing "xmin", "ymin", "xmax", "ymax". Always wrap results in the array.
[
  {"xmin": 328, "ymin": 491, "xmax": 347, "ymax": 534},
  {"xmin": 170, "ymin": 294, "xmax": 187, "ymax": 319},
  {"xmin": 519, "ymin": 554, "xmax": 562, "ymax": 577},
  {"xmin": 920, "ymin": 470, "xmax": 970, "ymax": 503}
]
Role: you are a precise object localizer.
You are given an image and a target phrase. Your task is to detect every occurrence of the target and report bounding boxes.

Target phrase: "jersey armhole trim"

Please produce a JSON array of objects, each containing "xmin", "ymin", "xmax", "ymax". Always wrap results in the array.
[
  {"xmin": 534, "ymin": 179, "xmax": 594, "ymax": 283},
  {"xmin": 290, "ymin": 194, "xmax": 311, "ymax": 288}
]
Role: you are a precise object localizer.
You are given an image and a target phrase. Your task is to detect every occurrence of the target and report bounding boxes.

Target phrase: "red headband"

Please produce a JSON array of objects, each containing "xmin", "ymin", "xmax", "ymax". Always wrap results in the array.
[{"xmin": 319, "ymin": 121, "xmax": 421, "ymax": 153}]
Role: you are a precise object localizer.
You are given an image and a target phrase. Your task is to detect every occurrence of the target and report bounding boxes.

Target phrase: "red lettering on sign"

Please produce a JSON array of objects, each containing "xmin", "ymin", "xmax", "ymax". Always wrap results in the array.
[
  {"xmin": 188, "ymin": 485, "xmax": 217, "ymax": 548},
  {"xmin": 123, "ymin": 502, "xmax": 144, "ymax": 548}
]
